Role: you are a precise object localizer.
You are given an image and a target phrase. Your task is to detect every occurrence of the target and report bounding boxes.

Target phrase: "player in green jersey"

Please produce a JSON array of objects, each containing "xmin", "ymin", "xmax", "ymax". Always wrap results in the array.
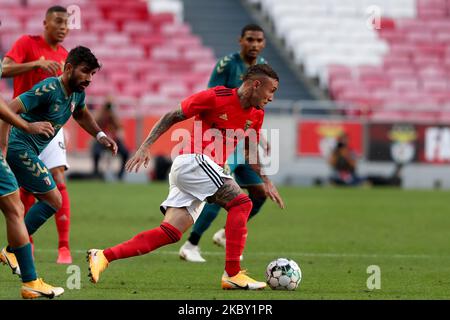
[
  {"xmin": 0, "ymin": 47, "xmax": 117, "ymax": 275},
  {"xmin": 179, "ymin": 24, "xmax": 272, "ymax": 262},
  {"xmin": 0, "ymin": 60, "xmax": 65, "ymax": 299}
]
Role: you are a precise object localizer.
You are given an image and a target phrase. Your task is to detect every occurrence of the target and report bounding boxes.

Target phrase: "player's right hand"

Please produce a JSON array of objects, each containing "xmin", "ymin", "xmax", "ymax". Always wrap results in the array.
[
  {"xmin": 125, "ymin": 147, "xmax": 151, "ymax": 173},
  {"xmin": 26, "ymin": 121, "xmax": 55, "ymax": 138},
  {"xmin": 36, "ymin": 57, "xmax": 61, "ymax": 75}
]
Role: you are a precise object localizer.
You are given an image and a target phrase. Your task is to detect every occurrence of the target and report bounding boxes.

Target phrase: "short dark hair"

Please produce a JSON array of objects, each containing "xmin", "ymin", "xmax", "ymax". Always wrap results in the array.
[
  {"xmin": 243, "ymin": 64, "xmax": 279, "ymax": 82},
  {"xmin": 241, "ymin": 24, "xmax": 264, "ymax": 38},
  {"xmin": 46, "ymin": 5, "xmax": 67, "ymax": 16},
  {"xmin": 65, "ymin": 46, "xmax": 101, "ymax": 71}
]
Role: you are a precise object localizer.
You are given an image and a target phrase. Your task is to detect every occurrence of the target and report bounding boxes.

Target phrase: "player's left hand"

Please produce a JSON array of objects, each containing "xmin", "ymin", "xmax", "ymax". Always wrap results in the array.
[
  {"xmin": 125, "ymin": 147, "xmax": 151, "ymax": 173},
  {"xmin": 99, "ymin": 136, "xmax": 118, "ymax": 156},
  {"xmin": 264, "ymin": 180, "xmax": 285, "ymax": 209}
]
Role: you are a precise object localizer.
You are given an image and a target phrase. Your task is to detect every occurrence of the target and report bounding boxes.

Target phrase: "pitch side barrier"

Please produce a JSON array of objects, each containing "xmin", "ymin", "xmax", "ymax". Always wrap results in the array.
[{"xmin": 265, "ymin": 100, "xmax": 450, "ymax": 166}]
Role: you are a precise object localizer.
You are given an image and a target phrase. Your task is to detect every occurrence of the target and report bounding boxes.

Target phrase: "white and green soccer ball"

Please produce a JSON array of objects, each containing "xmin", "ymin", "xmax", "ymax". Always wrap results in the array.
[{"xmin": 265, "ymin": 258, "xmax": 302, "ymax": 290}]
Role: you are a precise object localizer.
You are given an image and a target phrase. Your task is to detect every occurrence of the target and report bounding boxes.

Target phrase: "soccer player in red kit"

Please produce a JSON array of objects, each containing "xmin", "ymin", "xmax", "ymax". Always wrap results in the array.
[
  {"xmin": 1, "ymin": 6, "xmax": 72, "ymax": 264},
  {"xmin": 87, "ymin": 64, "xmax": 284, "ymax": 290}
]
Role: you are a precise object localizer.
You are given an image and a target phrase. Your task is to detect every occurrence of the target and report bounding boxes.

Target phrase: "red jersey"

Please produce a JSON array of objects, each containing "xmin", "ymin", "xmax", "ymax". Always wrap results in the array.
[
  {"xmin": 5, "ymin": 35, "xmax": 68, "ymax": 98},
  {"xmin": 180, "ymin": 86, "xmax": 264, "ymax": 167}
]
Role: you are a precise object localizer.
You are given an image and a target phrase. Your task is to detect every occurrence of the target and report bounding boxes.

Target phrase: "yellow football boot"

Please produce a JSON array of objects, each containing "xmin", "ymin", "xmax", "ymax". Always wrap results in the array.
[
  {"xmin": 0, "ymin": 247, "xmax": 21, "ymax": 276},
  {"xmin": 87, "ymin": 249, "xmax": 109, "ymax": 284},
  {"xmin": 221, "ymin": 270, "xmax": 266, "ymax": 290},
  {"xmin": 21, "ymin": 278, "xmax": 64, "ymax": 299}
]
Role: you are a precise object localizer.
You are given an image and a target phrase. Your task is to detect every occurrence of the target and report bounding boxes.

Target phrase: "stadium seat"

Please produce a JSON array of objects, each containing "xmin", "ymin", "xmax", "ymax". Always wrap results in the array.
[
  {"xmin": 0, "ymin": 0, "xmax": 216, "ymax": 117},
  {"xmin": 263, "ymin": 0, "xmax": 450, "ymax": 110}
]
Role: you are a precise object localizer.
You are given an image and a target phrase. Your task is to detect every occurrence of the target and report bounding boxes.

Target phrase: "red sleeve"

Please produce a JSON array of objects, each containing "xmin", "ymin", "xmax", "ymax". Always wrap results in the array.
[
  {"xmin": 180, "ymin": 89, "xmax": 216, "ymax": 118},
  {"xmin": 5, "ymin": 35, "xmax": 30, "ymax": 63}
]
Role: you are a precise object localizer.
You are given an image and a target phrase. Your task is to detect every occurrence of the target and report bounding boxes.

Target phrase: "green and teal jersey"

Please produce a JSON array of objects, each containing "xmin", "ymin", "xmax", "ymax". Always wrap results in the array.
[
  {"xmin": 208, "ymin": 52, "xmax": 267, "ymax": 89},
  {"xmin": 9, "ymin": 76, "xmax": 86, "ymax": 154}
]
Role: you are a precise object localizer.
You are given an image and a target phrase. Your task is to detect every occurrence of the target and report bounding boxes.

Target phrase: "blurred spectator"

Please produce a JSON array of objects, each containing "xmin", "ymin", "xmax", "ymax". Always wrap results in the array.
[
  {"xmin": 150, "ymin": 155, "xmax": 172, "ymax": 181},
  {"xmin": 328, "ymin": 132, "xmax": 364, "ymax": 186},
  {"xmin": 91, "ymin": 98, "xmax": 129, "ymax": 180}
]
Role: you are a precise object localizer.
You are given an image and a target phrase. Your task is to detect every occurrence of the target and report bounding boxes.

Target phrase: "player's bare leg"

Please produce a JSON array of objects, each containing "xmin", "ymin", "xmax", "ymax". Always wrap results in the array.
[
  {"xmin": 51, "ymin": 166, "xmax": 72, "ymax": 264},
  {"xmin": 87, "ymin": 207, "xmax": 190, "ymax": 284},
  {"xmin": 209, "ymin": 179, "xmax": 266, "ymax": 290},
  {"xmin": 245, "ymin": 184, "xmax": 267, "ymax": 220},
  {"xmin": 19, "ymin": 188, "xmax": 36, "ymax": 256}
]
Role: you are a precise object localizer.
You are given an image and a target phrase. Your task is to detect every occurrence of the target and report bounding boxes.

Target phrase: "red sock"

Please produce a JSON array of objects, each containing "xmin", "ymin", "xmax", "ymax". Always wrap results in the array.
[
  {"xmin": 55, "ymin": 183, "xmax": 71, "ymax": 249},
  {"xmin": 20, "ymin": 187, "xmax": 35, "ymax": 215},
  {"xmin": 103, "ymin": 222, "xmax": 182, "ymax": 262},
  {"xmin": 224, "ymin": 194, "xmax": 252, "ymax": 277}
]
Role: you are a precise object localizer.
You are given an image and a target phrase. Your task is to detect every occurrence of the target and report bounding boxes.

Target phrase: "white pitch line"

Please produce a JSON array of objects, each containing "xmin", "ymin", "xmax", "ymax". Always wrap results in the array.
[{"xmin": 33, "ymin": 249, "xmax": 448, "ymax": 259}]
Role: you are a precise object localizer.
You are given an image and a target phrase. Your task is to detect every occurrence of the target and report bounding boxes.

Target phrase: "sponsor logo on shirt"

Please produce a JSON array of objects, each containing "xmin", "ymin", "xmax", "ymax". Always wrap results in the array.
[
  {"xmin": 43, "ymin": 176, "xmax": 52, "ymax": 186},
  {"xmin": 244, "ymin": 120, "xmax": 253, "ymax": 131}
]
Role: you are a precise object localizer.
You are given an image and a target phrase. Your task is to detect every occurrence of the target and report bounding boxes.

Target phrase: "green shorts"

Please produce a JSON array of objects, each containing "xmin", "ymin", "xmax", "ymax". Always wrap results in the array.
[
  {"xmin": 226, "ymin": 147, "xmax": 263, "ymax": 187},
  {"xmin": 0, "ymin": 153, "xmax": 19, "ymax": 197},
  {"xmin": 229, "ymin": 162, "xmax": 264, "ymax": 187},
  {"xmin": 6, "ymin": 143, "xmax": 56, "ymax": 194}
]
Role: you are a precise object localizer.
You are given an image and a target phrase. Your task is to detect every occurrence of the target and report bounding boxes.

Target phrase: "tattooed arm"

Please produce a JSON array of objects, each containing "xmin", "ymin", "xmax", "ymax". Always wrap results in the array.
[
  {"xmin": 141, "ymin": 108, "xmax": 186, "ymax": 149},
  {"xmin": 244, "ymin": 137, "xmax": 285, "ymax": 209},
  {"xmin": 125, "ymin": 107, "xmax": 186, "ymax": 173}
]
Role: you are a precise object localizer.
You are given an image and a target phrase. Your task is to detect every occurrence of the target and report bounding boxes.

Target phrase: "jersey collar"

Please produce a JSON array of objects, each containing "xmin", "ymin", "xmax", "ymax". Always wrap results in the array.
[{"xmin": 58, "ymin": 76, "xmax": 69, "ymax": 99}]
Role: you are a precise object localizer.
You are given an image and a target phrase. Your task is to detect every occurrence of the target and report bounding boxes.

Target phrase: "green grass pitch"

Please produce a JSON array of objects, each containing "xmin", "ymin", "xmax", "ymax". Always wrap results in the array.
[{"xmin": 0, "ymin": 182, "xmax": 449, "ymax": 299}]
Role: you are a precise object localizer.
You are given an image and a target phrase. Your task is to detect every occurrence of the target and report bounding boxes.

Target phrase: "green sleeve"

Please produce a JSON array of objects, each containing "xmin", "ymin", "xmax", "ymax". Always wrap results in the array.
[{"xmin": 207, "ymin": 56, "xmax": 232, "ymax": 88}]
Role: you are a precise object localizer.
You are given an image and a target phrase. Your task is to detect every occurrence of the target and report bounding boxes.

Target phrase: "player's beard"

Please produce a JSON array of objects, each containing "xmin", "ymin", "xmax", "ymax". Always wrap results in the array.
[{"xmin": 68, "ymin": 71, "xmax": 87, "ymax": 93}]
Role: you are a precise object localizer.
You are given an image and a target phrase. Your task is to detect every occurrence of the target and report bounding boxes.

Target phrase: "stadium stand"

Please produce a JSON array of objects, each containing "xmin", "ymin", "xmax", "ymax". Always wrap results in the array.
[
  {"xmin": 182, "ymin": 0, "xmax": 317, "ymax": 100},
  {"xmin": 253, "ymin": 0, "xmax": 450, "ymax": 121},
  {"xmin": 0, "ymin": 0, "xmax": 215, "ymax": 114}
]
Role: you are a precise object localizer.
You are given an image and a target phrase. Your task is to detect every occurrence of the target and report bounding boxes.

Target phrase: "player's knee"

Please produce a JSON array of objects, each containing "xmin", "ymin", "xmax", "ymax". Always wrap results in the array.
[
  {"xmin": 47, "ymin": 192, "xmax": 63, "ymax": 211},
  {"xmin": 51, "ymin": 167, "xmax": 66, "ymax": 185},
  {"xmin": 4, "ymin": 202, "xmax": 24, "ymax": 221}
]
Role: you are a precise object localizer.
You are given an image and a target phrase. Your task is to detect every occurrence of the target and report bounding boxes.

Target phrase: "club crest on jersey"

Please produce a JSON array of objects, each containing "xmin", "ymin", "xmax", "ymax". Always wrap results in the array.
[
  {"xmin": 43, "ymin": 177, "xmax": 52, "ymax": 186},
  {"xmin": 219, "ymin": 113, "xmax": 228, "ymax": 121},
  {"xmin": 244, "ymin": 120, "xmax": 252, "ymax": 131},
  {"xmin": 70, "ymin": 102, "xmax": 76, "ymax": 113}
]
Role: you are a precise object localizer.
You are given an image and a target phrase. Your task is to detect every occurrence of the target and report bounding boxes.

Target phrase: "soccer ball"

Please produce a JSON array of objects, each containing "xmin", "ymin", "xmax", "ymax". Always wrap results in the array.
[{"xmin": 265, "ymin": 258, "xmax": 302, "ymax": 290}]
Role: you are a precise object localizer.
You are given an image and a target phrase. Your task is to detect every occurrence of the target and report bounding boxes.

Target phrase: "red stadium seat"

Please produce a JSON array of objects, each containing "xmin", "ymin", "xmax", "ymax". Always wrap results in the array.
[
  {"xmin": 121, "ymin": 82, "xmax": 152, "ymax": 98},
  {"xmin": 122, "ymin": 22, "xmax": 154, "ymax": 36},
  {"xmin": 85, "ymin": 81, "xmax": 114, "ymax": 97},
  {"xmin": 87, "ymin": 21, "xmax": 118, "ymax": 33},
  {"xmin": 0, "ymin": 0, "xmax": 217, "ymax": 117}
]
